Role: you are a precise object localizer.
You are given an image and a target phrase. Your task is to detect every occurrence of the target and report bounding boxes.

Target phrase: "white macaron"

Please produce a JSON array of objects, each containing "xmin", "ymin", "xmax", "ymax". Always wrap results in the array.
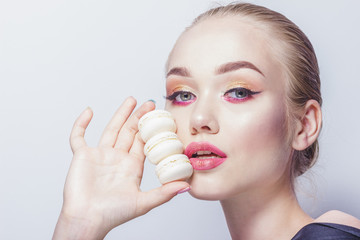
[
  {"xmin": 155, "ymin": 154, "xmax": 193, "ymax": 184},
  {"xmin": 144, "ymin": 131, "xmax": 183, "ymax": 165},
  {"xmin": 138, "ymin": 110, "xmax": 176, "ymax": 142}
]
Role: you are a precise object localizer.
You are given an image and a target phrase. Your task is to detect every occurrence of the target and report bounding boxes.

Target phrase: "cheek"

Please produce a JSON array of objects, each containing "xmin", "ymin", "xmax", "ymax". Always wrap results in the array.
[
  {"xmin": 164, "ymin": 105, "xmax": 189, "ymax": 142},
  {"xmin": 218, "ymin": 100, "xmax": 291, "ymax": 195},
  {"xmin": 240, "ymin": 106, "xmax": 286, "ymax": 147},
  {"xmin": 226, "ymin": 98, "xmax": 290, "ymax": 169}
]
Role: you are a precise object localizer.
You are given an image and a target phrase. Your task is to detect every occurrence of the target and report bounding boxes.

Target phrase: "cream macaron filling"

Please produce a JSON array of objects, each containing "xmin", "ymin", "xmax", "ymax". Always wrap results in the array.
[
  {"xmin": 138, "ymin": 109, "xmax": 193, "ymax": 184},
  {"xmin": 155, "ymin": 154, "xmax": 193, "ymax": 184},
  {"xmin": 144, "ymin": 131, "xmax": 183, "ymax": 165},
  {"xmin": 138, "ymin": 110, "xmax": 176, "ymax": 142}
]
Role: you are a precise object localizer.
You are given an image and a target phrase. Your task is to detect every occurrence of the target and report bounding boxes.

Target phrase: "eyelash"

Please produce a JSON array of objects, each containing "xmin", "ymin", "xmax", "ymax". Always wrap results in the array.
[
  {"xmin": 165, "ymin": 87, "xmax": 260, "ymax": 105},
  {"xmin": 165, "ymin": 91, "xmax": 196, "ymax": 106},
  {"xmin": 223, "ymin": 87, "xmax": 260, "ymax": 103}
]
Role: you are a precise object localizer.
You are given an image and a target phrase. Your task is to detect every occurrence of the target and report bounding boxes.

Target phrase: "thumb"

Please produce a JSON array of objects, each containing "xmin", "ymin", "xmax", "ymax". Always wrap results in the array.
[{"xmin": 137, "ymin": 181, "xmax": 190, "ymax": 216}]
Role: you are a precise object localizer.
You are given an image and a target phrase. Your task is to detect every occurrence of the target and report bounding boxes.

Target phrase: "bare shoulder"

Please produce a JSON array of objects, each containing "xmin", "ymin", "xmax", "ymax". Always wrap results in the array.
[{"xmin": 315, "ymin": 210, "xmax": 360, "ymax": 229}]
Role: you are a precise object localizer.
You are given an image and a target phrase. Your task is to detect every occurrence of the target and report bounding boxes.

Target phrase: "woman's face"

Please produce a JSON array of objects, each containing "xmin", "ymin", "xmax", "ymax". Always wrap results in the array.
[{"xmin": 165, "ymin": 16, "xmax": 292, "ymax": 200}]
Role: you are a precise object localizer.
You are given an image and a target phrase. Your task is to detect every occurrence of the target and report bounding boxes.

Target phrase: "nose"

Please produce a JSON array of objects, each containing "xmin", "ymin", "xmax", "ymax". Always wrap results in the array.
[{"xmin": 190, "ymin": 97, "xmax": 219, "ymax": 135}]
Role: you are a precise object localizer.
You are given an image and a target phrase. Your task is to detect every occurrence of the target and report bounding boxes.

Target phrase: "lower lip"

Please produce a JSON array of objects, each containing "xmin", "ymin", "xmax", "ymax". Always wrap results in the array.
[{"xmin": 190, "ymin": 157, "xmax": 226, "ymax": 170}]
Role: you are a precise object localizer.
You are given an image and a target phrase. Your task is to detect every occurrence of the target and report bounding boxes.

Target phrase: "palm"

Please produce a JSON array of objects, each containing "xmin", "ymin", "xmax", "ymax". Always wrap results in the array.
[
  {"xmin": 58, "ymin": 97, "xmax": 189, "ymax": 236},
  {"xmin": 64, "ymin": 147, "xmax": 140, "ymax": 226}
]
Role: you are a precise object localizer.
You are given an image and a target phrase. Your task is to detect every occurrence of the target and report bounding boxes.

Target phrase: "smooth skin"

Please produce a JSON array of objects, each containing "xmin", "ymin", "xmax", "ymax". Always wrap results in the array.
[
  {"xmin": 53, "ymin": 97, "xmax": 189, "ymax": 240},
  {"xmin": 165, "ymin": 16, "xmax": 313, "ymax": 239},
  {"xmin": 164, "ymin": 16, "xmax": 360, "ymax": 239},
  {"xmin": 53, "ymin": 16, "xmax": 360, "ymax": 240}
]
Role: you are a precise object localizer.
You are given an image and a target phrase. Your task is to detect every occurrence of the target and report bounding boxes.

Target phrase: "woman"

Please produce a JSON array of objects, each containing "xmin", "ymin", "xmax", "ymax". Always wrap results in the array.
[{"xmin": 53, "ymin": 3, "xmax": 360, "ymax": 239}]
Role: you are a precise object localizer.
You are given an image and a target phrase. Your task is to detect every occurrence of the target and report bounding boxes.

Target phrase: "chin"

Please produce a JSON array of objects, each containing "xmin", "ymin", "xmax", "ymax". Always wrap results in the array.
[
  {"xmin": 187, "ymin": 173, "xmax": 232, "ymax": 201},
  {"xmin": 188, "ymin": 190, "xmax": 224, "ymax": 201}
]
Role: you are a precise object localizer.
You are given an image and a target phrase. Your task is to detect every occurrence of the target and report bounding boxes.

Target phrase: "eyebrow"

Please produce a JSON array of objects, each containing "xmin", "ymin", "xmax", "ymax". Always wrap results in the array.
[
  {"xmin": 216, "ymin": 61, "xmax": 264, "ymax": 76},
  {"xmin": 166, "ymin": 60, "xmax": 264, "ymax": 78},
  {"xmin": 166, "ymin": 67, "xmax": 190, "ymax": 78}
]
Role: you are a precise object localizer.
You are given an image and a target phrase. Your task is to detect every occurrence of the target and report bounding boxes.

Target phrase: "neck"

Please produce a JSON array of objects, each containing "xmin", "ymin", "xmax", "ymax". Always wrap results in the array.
[{"xmin": 220, "ymin": 179, "xmax": 312, "ymax": 240}]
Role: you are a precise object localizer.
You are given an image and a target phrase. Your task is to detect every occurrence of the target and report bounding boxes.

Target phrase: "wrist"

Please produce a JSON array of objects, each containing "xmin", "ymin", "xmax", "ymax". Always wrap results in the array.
[{"xmin": 53, "ymin": 210, "xmax": 108, "ymax": 240}]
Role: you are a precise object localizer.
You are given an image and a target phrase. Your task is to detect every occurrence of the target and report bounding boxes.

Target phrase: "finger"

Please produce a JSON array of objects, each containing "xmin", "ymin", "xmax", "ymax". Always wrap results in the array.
[
  {"xmin": 98, "ymin": 97, "xmax": 137, "ymax": 147},
  {"xmin": 70, "ymin": 107, "xmax": 93, "ymax": 153},
  {"xmin": 136, "ymin": 182, "xmax": 190, "ymax": 216},
  {"xmin": 128, "ymin": 132, "xmax": 145, "ymax": 161},
  {"xmin": 114, "ymin": 100, "xmax": 155, "ymax": 151}
]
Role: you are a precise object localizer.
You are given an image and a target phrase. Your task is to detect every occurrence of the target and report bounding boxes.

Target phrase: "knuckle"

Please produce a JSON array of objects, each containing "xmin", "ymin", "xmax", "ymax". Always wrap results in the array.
[
  {"xmin": 128, "ymin": 124, "xmax": 138, "ymax": 134},
  {"xmin": 73, "ymin": 147, "xmax": 91, "ymax": 160},
  {"xmin": 105, "ymin": 125, "xmax": 120, "ymax": 133}
]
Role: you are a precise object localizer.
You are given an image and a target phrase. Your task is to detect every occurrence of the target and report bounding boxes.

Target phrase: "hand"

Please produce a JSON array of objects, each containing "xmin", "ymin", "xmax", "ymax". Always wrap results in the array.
[{"xmin": 53, "ymin": 97, "xmax": 190, "ymax": 240}]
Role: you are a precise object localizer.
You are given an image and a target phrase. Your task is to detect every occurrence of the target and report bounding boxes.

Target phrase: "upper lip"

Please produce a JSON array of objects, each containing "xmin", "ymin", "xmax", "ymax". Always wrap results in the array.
[{"xmin": 184, "ymin": 141, "xmax": 227, "ymax": 159}]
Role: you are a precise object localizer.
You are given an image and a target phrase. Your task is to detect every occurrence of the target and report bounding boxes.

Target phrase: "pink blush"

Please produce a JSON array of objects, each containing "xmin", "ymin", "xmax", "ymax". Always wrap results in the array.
[
  {"xmin": 223, "ymin": 96, "xmax": 249, "ymax": 103},
  {"xmin": 173, "ymin": 98, "xmax": 196, "ymax": 106}
]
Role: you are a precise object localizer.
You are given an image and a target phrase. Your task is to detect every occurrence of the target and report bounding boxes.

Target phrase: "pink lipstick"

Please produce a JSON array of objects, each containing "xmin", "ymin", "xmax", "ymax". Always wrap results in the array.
[{"xmin": 185, "ymin": 141, "xmax": 227, "ymax": 170}]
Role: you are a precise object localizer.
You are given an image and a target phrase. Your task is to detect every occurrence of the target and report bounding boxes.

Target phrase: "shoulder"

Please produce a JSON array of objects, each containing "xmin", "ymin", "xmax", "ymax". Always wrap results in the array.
[{"xmin": 314, "ymin": 210, "xmax": 360, "ymax": 229}]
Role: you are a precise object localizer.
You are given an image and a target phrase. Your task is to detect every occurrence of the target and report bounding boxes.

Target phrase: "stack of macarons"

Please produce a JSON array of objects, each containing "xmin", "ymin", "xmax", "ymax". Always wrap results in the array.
[{"xmin": 138, "ymin": 110, "xmax": 193, "ymax": 184}]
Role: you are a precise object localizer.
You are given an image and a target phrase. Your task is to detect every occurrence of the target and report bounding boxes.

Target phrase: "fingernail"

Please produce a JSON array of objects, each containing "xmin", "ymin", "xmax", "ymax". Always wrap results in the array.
[
  {"xmin": 83, "ymin": 106, "xmax": 92, "ymax": 113},
  {"xmin": 147, "ymin": 99, "xmax": 156, "ymax": 104},
  {"xmin": 177, "ymin": 186, "xmax": 191, "ymax": 195}
]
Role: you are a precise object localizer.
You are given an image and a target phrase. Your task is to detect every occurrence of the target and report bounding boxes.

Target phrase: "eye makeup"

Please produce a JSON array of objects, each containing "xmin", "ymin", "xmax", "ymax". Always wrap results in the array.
[
  {"xmin": 165, "ymin": 78, "xmax": 262, "ymax": 106},
  {"xmin": 226, "ymin": 80, "xmax": 252, "ymax": 90},
  {"xmin": 223, "ymin": 87, "xmax": 261, "ymax": 103},
  {"xmin": 165, "ymin": 85, "xmax": 197, "ymax": 106},
  {"xmin": 222, "ymin": 80, "xmax": 262, "ymax": 103}
]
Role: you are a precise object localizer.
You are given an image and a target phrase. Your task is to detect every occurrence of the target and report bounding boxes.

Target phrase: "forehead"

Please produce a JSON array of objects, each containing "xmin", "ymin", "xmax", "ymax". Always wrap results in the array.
[{"xmin": 167, "ymin": 16, "xmax": 281, "ymax": 78}]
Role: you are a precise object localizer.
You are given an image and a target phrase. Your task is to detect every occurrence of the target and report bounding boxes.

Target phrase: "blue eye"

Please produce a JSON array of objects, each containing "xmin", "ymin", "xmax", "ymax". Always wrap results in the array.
[
  {"xmin": 226, "ymin": 88, "xmax": 249, "ymax": 99},
  {"xmin": 177, "ymin": 92, "xmax": 194, "ymax": 101},
  {"xmin": 165, "ymin": 91, "xmax": 196, "ymax": 105},
  {"xmin": 223, "ymin": 87, "xmax": 260, "ymax": 103}
]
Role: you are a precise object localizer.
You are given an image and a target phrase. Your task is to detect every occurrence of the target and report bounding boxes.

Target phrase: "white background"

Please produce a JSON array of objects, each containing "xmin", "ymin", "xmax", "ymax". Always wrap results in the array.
[{"xmin": 1, "ymin": 0, "xmax": 359, "ymax": 239}]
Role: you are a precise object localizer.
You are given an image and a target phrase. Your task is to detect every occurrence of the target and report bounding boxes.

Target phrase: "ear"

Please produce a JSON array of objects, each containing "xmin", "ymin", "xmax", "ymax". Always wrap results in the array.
[{"xmin": 292, "ymin": 100, "xmax": 322, "ymax": 151}]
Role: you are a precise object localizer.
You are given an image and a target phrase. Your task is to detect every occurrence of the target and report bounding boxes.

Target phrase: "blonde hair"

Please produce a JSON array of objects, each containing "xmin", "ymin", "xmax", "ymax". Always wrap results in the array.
[{"xmin": 190, "ymin": 3, "xmax": 322, "ymax": 179}]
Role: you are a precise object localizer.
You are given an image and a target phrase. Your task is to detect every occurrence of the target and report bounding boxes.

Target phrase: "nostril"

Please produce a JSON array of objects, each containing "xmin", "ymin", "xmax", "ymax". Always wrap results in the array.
[
  {"xmin": 191, "ymin": 127, "xmax": 198, "ymax": 135},
  {"xmin": 201, "ymin": 126, "xmax": 211, "ymax": 131},
  {"xmin": 190, "ymin": 114, "xmax": 219, "ymax": 135}
]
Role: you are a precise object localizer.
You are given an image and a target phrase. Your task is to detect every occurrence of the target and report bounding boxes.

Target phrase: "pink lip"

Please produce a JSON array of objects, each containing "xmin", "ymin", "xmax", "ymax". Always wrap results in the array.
[{"xmin": 185, "ymin": 141, "xmax": 227, "ymax": 170}]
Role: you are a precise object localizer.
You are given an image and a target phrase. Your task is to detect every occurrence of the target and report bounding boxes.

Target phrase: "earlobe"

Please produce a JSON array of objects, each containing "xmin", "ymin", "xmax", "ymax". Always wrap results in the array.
[{"xmin": 292, "ymin": 100, "xmax": 322, "ymax": 151}]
